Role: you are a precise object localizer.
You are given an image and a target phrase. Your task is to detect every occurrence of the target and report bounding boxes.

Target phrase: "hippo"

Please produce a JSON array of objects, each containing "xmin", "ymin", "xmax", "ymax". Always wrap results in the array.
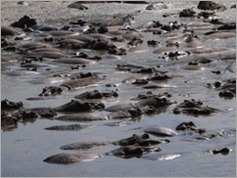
[
  {"xmin": 204, "ymin": 31, "xmax": 236, "ymax": 39},
  {"xmin": 60, "ymin": 141, "xmax": 107, "ymax": 150},
  {"xmin": 52, "ymin": 57, "xmax": 96, "ymax": 65},
  {"xmin": 105, "ymin": 145, "xmax": 161, "ymax": 159},
  {"xmin": 54, "ymin": 99, "xmax": 105, "ymax": 113},
  {"xmin": 116, "ymin": 64, "xmax": 144, "ymax": 72},
  {"xmin": 131, "ymin": 91, "xmax": 172, "ymax": 101},
  {"xmin": 147, "ymin": 72, "xmax": 172, "ymax": 81},
  {"xmin": 22, "ymin": 51, "xmax": 66, "ymax": 59},
  {"xmin": 1, "ymin": 99, "xmax": 23, "ymax": 110},
  {"xmin": 55, "ymin": 113, "xmax": 108, "ymax": 122},
  {"xmin": 112, "ymin": 133, "xmax": 169, "ymax": 146},
  {"xmin": 39, "ymin": 73, "xmax": 105, "ymax": 97},
  {"xmin": 1, "ymin": 111, "xmax": 18, "ymax": 131},
  {"xmin": 207, "ymin": 78, "xmax": 236, "ymax": 99},
  {"xmin": 1, "ymin": 26, "xmax": 22, "ymax": 36},
  {"xmin": 16, "ymin": 42, "xmax": 51, "ymax": 51},
  {"xmin": 173, "ymin": 99, "xmax": 218, "ymax": 116},
  {"xmin": 122, "ymin": 30, "xmax": 144, "ymax": 41},
  {"xmin": 47, "ymin": 30, "xmax": 76, "ymax": 37},
  {"xmin": 106, "ymin": 95, "xmax": 173, "ymax": 117},
  {"xmin": 128, "ymin": 45, "xmax": 148, "ymax": 53},
  {"xmin": 197, "ymin": 11, "xmax": 215, "ymax": 19},
  {"xmin": 197, "ymin": 1, "xmax": 227, "ymax": 11},
  {"xmin": 144, "ymin": 126, "xmax": 178, "ymax": 137},
  {"xmin": 21, "ymin": 107, "xmax": 57, "ymax": 118},
  {"xmin": 184, "ymin": 34, "xmax": 203, "ymax": 48},
  {"xmin": 146, "ymin": 2, "xmax": 168, "ymax": 10},
  {"xmin": 209, "ymin": 147, "xmax": 231, "ymax": 155},
  {"xmin": 43, "ymin": 152, "xmax": 101, "ymax": 164},
  {"xmin": 176, "ymin": 121, "xmax": 206, "ymax": 134},
  {"xmin": 179, "ymin": 8, "xmax": 196, "ymax": 17},
  {"xmin": 135, "ymin": 96, "xmax": 174, "ymax": 110},
  {"xmin": 39, "ymin": 86, "xmax": 67, "ymax": 97},
  {"xmin": 44, "ymin": 124, "xmax": 93, "ymax": 131},
  {"xmin": 10, "ymin": 15, "xmax": 37, "ymax": 28},
  {"xmin": 67, "ymin": 2, "xmax": 88, "ymax": 10},
  {"xmin": 61, "ymin": 75, "xmax": 104, "ymax": 89},
  {"xmin": 188, "ymin": 58, "xmax": 212, "ymax": 66},
  {"xmin": 31, "ymin": 24, "xmax": 59, "ymax": 31},
  {"xmin": 186, "ymin": 21, "xmax": 215, "ymax": 31},
  {"xmin": 217, "ymin": 22, "xmax": 236, "ymax": 30},
  {"xmin": 107, "ymin": 107, "xmax": 142, "ymax": 120},
  {"xmin": 105, "ymin": 15, "xmax": 133, "ymax": 26},
  {"xmin": 55, "ymin": 38, "xmax": 85, "ymax": 48},
  {"xmin": 74, "ymin": 90, "xmax": 118, "ymax": 100},
  {"xmin": 153, "ymin": 46, "xmax": 178, "ymax": 54}
]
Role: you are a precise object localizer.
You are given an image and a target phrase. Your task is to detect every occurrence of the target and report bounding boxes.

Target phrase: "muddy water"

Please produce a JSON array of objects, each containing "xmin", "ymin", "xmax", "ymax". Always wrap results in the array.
[{"xmin": 1, "ymin": 1, "xmax": 236, "ymax": 177}]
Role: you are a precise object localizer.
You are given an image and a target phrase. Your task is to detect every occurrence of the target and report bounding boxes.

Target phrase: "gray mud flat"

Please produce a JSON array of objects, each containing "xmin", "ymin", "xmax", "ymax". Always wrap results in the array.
[{"xmin": 1, "ymin": 1, "xmax": 236, "ymax": 177}]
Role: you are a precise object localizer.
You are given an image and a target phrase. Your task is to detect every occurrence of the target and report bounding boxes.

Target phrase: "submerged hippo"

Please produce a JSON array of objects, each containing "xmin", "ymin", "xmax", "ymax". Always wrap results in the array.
[
  {"xmin": 55, "ymin": 113, "xmax": 108, "ymax": 122},
  {"xmin": 74, "ymin": 90, "xmax": 118, "ymax": 100},
  {"xmin": 176, "ymin": 121, "xmax": 206, "ymax": 134},
  {"xmin": 173, "ymin": 99, "xmax": 219, "ymax": 116},
  {"xmin": 105, "ymin": 145, "xmax": 161, "ymax": 159},
  {"xmin": 112, "ymin": 133, "xmax": 169, "ymax": 146},
  {"xmin": 1, "ymin": 99, "xmax": 23, "ymax": 110},
  {"xmin": 44, "ymin": 152, "xmax": 101, "ymax": 164},
  {"xmin": 209, "ymin": 147, "xmax": 231, "ymax": 155},
  {"xmin": 54, "ymin": 99, "xmax": 105, "ymax": 113},
  {"xmin": 197, "ymin": 1, "xmax": 227, "ymax": 11},
  {"xmin": 44, "ymin": 124, "xmax": 93, "ymax": 131},
  {"xmin": 60, "ymin": 141, "xmax": 107, "ymax": 150},
  {"xmin": 207, "ymin": 78, "xmax": 236, "ymax": 99},
  {"xmin": 107, "ymin": 107, "xmax": 142, "ymax": 120},
  {"xmin": 39, "ymin": 73, "xmax": 105, "ymax": 97},
  {"xmin": 144, "ymin": 126, "xmax": 178, "ymax": 137},
  {"xmin": 1, "ymin": 26, "xmax": 23, "ymax": 36}
]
